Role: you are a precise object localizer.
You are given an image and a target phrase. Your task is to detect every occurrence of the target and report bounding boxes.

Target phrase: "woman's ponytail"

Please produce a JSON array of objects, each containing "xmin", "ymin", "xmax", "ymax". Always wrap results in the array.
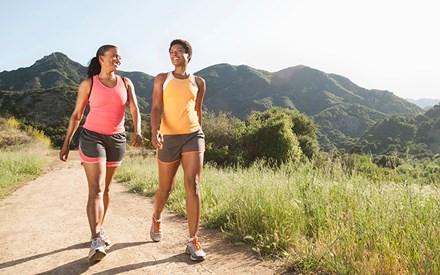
[
  {"xmin": 87, "ymin": 57, "xmax": 100, "ymax": 78},
  {"xmin": 86, "ymin": 44, "xmax": 117, "ymax": 78}
]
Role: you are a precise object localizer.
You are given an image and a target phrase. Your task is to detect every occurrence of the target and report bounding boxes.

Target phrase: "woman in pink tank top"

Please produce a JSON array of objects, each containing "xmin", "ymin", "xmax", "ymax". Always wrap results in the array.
[{"xmin": 59, "ymin": 45, "xmax": 143, "ymax": 262}]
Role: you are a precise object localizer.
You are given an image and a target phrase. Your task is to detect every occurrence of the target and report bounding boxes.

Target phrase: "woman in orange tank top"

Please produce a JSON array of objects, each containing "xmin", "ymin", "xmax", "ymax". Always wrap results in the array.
[{"xmin": 150, "ymin": 39, "xmax": 207, "ymax": 261}]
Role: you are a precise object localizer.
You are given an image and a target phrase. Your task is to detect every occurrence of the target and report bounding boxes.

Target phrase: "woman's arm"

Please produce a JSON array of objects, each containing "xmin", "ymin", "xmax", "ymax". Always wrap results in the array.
[
  {"xmin": 59, "ymin": 78, "xmax": 92, "ymax": 161},
  {"xmin": 125, "ymin": 77, "xmax": 142, "ymax": 147},
  {"xmin": 150, "ymin": 73, "xmax": 167, "ymax": 149},
  {"xmin": 195, "ymin": 76, "xmax": 206, "ymax": 126}
]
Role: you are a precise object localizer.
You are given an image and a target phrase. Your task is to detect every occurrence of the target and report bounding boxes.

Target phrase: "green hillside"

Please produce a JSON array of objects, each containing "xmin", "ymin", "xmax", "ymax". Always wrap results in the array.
[
  {"xmin": 1, "ymin": 52, "xmax": 434, "ymax": 155},
  {"xmin": 359, "ymin": 103, "xmax": 440, "ymax": 156}
]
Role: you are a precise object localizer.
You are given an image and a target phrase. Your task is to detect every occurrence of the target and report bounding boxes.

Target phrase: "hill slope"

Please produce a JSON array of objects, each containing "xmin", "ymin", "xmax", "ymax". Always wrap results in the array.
[{"xmin": 0, "ymin": 52, "xmax": 427, "ymax": 152}]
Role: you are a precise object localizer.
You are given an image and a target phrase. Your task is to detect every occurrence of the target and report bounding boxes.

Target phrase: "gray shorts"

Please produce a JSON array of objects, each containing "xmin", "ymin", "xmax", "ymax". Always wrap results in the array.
[
  {"xmin": 79, "ymin": 128, "xmax": 126, "ymax": 167},
  {"xmin": 157, "ymin": 130, "xmax": 205, "ymax": 163}
]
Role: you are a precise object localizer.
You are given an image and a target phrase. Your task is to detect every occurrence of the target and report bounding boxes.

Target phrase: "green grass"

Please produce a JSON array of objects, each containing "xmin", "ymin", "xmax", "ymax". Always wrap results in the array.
[
  {"xmin": 116, "ymin": 153, "xmax": 440, "ymax": 274},
  {"xmin": 0, "ymin": 150, "xmax": 47, "ymax": 200},
  {"xmin": 0, "ymin": 117, "xmax": 50, "ymax": 201}
]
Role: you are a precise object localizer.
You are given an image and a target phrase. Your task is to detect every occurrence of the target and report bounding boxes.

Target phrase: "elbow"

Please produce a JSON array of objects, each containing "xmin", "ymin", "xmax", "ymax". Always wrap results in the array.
[
  {"xmin": 71, "ymin": 112, "xmax": 83, "ymax": 123},
  {"xmin": 151, "ymin": 105, "xmax": 162, "ymax": 116}
]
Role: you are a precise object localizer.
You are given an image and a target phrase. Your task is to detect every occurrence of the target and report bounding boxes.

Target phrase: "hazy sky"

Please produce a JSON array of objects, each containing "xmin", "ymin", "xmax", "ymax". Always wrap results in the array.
[{"xmin": 1, "ymin": 0, "xmax": 438, "ymax": 99}]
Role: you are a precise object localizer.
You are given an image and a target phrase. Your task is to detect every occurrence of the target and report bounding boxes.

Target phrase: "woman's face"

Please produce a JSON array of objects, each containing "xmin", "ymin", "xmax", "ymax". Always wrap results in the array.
[
  {"xmin": 169, "ymin": 44, "xmax": 189, "ymax": 66},
  {"xmin": 99, "ymin": 47, "xmax": 121, "ymax": 72}
]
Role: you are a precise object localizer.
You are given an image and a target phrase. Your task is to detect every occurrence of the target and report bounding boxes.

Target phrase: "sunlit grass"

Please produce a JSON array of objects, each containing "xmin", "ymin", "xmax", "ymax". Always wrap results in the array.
[
  {"xmin": 0, "ymin": 117, "xmax": 49, "ymax": 201},
  {"xmin": 116, "ymin": 153, "xmax": 440, "ymax": 274},
  {"xmin": 0, "ymin": 149, "xmax": 47, "ymax": 200}
]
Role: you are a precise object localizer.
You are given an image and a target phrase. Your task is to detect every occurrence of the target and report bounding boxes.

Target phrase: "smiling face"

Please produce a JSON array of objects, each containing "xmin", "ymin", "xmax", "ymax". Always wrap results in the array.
[
  {"xmin": 99, "ymin": 47, "xmax": 121, "ymax": 72},
  {"xmin": 169, "ymin": 44, "xmax": 190, "ymax": 66}
]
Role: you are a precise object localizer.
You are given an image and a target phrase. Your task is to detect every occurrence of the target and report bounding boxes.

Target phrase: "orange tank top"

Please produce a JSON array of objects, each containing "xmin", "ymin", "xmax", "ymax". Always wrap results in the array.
[
  {"xmin": 160, "ymin": 72, "xmax": 201, "ymax": 135},
  {"xmin": 83, "ymin": 75, "xmax": 127, "ymax": 134}
]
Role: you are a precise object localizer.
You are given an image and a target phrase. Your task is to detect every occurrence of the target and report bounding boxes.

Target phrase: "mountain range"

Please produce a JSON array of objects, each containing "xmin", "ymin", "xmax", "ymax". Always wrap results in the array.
[
  {"xmin": 406, "ymin": 98, "xmax": 440, "ymax": 110},
  {"xmin": 0, "ymin": 52, "xmax": 438, "ymax": 155}
]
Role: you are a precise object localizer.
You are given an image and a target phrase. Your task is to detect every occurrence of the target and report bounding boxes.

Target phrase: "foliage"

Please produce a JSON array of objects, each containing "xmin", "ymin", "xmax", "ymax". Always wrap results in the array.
[
  {"xmin": 117, "ymin": 151, "xmax": 440, "ymax": 274},
  {"xmin": 2, "ymin": 51, "xmax": 437, "ymax": 157},
  {"xmin": 244, "ymin": 108, "xmax": 319, "ymax": 165},
  {"xmin": 202, "ymin": 111, "xmax": 246, "ymax": 165},
  {"xmin": 0, "ymin": 117, "xmax": 49, "ymax": 201},
  {"xmin": 244, "ymin": 110, "xmax": 302, "ymax": 165},
  {"xmin": 359, "ymin": 108, "xmax": 440, "ymax": 156}
]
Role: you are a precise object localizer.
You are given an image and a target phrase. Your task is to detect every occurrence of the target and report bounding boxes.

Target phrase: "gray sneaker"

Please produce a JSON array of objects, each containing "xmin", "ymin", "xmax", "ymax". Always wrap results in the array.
[
  {"xmin": 88, "ymin": 237, "xmax": 106, "ymax": 262},
  {"xmin": 185, "ymin": 236, "xmax": 206, "ymax": 261},
  {"xmin": 99, "ymin": 228, "xmax": 111, "ymax": 246},
  {"xmin": 150, "ymin": 215, "xmax": 162, "ymax": 242}
]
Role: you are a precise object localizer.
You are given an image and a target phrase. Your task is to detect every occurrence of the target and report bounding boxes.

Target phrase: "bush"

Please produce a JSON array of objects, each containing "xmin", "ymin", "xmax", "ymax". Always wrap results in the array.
[
  {"xmin": 243, "ymin": 108, "xmax": 319, "ymax": 165},
  {"xmin": 202, "ymin": 111, "xmax": 246, "ymax": 165},
  {"xmin": 244, "ymin": 110, "xmax": 302, "ymax": 165}
]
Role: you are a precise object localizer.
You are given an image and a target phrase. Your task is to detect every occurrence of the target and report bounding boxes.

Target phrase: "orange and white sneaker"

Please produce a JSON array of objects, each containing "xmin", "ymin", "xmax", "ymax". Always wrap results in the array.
[
  {"xmin": 185, "ymin": 236, "xmax": 206, "ymax": 261},
  {"xmin": 150, "ymin": 215, "xmax": 162, "ymax": 242}
]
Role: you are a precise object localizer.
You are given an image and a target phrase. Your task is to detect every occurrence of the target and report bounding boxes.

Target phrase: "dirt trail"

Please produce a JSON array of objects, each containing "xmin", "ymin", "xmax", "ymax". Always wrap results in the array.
[{"xmin": 0, "ymin": 151, "xmax": 283, "ymax": 274}]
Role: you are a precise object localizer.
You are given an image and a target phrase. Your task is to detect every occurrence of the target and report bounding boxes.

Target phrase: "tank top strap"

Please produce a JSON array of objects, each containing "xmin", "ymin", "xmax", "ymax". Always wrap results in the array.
[{"xmin": 163, "ymin": 72, "xmax": 174, "ymax": 90}]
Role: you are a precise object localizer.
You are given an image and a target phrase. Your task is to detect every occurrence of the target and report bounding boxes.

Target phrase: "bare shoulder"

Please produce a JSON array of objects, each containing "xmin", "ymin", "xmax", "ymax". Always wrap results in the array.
[
  {"xmin": 194, "ymin": 75, "xmax": 206, "ymax": 88},
  {"xmin": 154, "ymin": 72, "xmax": 168, "ymax": 84},
  {"xmin": 78, "ymin": 78, "xmax": 93, "ymax": 91},
  {"xmin": 121, "ymin": 75, "xmax": 133, "ymax": 86}
]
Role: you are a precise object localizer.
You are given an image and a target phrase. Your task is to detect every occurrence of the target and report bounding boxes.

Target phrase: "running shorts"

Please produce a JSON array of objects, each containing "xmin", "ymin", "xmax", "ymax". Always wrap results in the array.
[
  {"xmin": 157, "ymin": 129, "xmax": 205, "ymax": 163},
  {"xmin": 79, "ymin": 128, "xmax": 126, "ymax": 167}
]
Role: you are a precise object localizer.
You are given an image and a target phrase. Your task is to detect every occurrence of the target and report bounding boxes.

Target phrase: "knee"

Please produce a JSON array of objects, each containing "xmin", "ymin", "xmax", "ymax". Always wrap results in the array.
[
  {"xmin": 185, "ymin": 177, "xmax": 201, "ymax": 197},
  {"xmin": 104, "ymin": 185, "xmax": 111, "ymax": 194},
  {"xmin": 89, "ymin": 183, "xmax": 105, "ymax": 198},
  {"xmin": 157, "ymin": 185, "xmax": 173, "ymax": 196}
]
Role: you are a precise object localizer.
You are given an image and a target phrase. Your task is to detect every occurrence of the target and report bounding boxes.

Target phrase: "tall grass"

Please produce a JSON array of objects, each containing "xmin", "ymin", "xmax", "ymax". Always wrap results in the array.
[
  {"xmin": 0, "ymin": 151, "xmax": 46, "ymax": 200},
  {"xmin": 116, "ymin": 153, "xmax": 440, "ymax": 274},
  {"xmin": 0, "ymin": 117, "xmax": 49, "ymax": 200}
]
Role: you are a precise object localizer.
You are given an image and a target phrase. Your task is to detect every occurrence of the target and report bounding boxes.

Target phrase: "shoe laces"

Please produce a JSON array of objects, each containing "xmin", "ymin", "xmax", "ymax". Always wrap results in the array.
[
  {"xmin": 91, "ymin": 237, "xmax": 103, "ymax": 248},
  {"xmin": 100, "ymin": 228, "xmax": 108, "ymax": 239},
  {"xmin": 153, "ymin": 216, "xmax": 161, "ymax": 232},
  {"xmin": 190, "ymin": 237, "xmax": 202, "ymax": 251}
]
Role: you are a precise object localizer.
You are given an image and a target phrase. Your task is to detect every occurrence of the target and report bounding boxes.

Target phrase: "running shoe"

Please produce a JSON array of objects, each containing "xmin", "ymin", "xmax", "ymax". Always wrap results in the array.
[
  {"xmin": 185, "ymin": 236, "xmax": 206, "ymax": 261},
  {"xmin": 88, "ymin": 237, "xmax": 106, "ymax": 262},
  {"xmin": 99, "ymin": 228, "xmax": 111, "ymax": 246},
  {"xmin": 150, "ymin": 215, "xmax": 163, "ymax": 242}
]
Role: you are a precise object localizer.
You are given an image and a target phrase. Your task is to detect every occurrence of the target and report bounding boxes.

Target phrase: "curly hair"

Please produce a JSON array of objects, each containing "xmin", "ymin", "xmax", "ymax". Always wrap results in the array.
[{"xmin": 169, "ymin": 39, "xmax": 192, "ymax": 62}]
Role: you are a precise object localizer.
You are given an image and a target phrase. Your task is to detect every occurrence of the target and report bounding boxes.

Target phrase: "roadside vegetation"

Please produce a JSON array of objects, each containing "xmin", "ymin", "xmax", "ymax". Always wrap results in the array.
[
  {"xmin": 0, "ymin": 117, "xmax": 50, "ymax": 200},
  {"xmin": 116, "ymin": 108, "xmax": 440, "ymax": 274}
]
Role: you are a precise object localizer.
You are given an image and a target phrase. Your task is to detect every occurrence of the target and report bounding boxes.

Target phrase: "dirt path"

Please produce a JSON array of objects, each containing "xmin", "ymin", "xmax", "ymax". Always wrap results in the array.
[{"xmin": 0, "ymin": 151, "xmax": 283, "ymax": 274}]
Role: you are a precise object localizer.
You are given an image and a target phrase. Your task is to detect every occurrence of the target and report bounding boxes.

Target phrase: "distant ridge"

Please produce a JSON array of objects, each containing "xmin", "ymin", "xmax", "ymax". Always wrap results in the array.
[
  {"xmin": 406, "ymin": 98, "xmax": 440, "ymax": 109},
  {"xmin": 0, "ymin": 52, "xmax": 427, "ymax": 151}
]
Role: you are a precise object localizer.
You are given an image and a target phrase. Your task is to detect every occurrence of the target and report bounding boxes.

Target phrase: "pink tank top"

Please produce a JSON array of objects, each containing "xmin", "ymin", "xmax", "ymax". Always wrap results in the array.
[{"xmin": 83, "ymin": 75, "xmax": 127, "ymax": 134}]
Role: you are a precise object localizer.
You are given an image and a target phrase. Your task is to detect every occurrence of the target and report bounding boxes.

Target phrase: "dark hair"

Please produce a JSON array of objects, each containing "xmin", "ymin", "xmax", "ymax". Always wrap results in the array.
[
  {"xmin": 87, "ymin": 44, "xmax": 117, "ymax": 78},
  {"xmin": 169, "ymin": 39, "xmax": 192, "ymax": 63}
]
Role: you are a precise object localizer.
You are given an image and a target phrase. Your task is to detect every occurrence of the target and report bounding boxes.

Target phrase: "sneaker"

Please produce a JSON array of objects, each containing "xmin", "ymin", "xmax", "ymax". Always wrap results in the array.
[
  {"xmin": 88, "ymin": 237, "xmax": 106, "ymax": 262},
  {"xmin": 99, "ymin": 228, "xmax": 111, "ymax": 246},
  {"xmin": 185, "ymin": 236, "xmax": 206, "ymax": 261},
  {"xmin": 150, "ymin": 215, "xmax": 162, "ymax": 242}
]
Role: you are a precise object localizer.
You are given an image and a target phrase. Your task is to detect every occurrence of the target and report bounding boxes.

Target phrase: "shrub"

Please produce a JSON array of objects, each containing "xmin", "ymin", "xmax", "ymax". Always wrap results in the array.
[
  {"xmin": 243, "ymin": 108, "xmax": 319, "ymax": 165},
  {"xmin": 202, "ymin": 111, "xmax": 246, "ymax": 165},
  {"xmin": 244, "ymin": 110, "xmax": 302, "ymax": 165}
]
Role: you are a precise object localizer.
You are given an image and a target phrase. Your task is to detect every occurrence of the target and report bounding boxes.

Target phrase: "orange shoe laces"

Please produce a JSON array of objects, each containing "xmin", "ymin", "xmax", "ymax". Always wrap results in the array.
[
  {"xmin": 191, "ymin": 237, "xmax": 202, "ymax": 251},
  {"xmin": 153, "ymin": 216, "xmax": 161, "ymax": 233}
]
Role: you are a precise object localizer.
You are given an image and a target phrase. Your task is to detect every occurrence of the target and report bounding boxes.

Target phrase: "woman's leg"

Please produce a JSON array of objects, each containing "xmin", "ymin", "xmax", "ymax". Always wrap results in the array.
[
  {"xmin": 153, "ymin": 161, "xmax": 180, "ymax": 219},
  {"xmin": 181, "ymin": 152, "xmax": 204, "ymax": 237},
  {"xmin": 101, "ymin": 166, "xmax": 118, "ymax": 225},
  {"xmin": 83, "ymin": 162, "xmax": 106, "ymax": 239}
]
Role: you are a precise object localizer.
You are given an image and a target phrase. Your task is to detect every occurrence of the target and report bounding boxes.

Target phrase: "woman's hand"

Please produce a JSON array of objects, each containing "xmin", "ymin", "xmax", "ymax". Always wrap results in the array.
[
  {"xmin": 151, "ymin": 130, "xmax": 164, "ymax": 150},
  {"xmin": 59, "ymin": 145, "xmax": 70, "ymax": 162},
  {"xmin": 131, "ymin": 133, "xmax": 143, "ymax": 148}
]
